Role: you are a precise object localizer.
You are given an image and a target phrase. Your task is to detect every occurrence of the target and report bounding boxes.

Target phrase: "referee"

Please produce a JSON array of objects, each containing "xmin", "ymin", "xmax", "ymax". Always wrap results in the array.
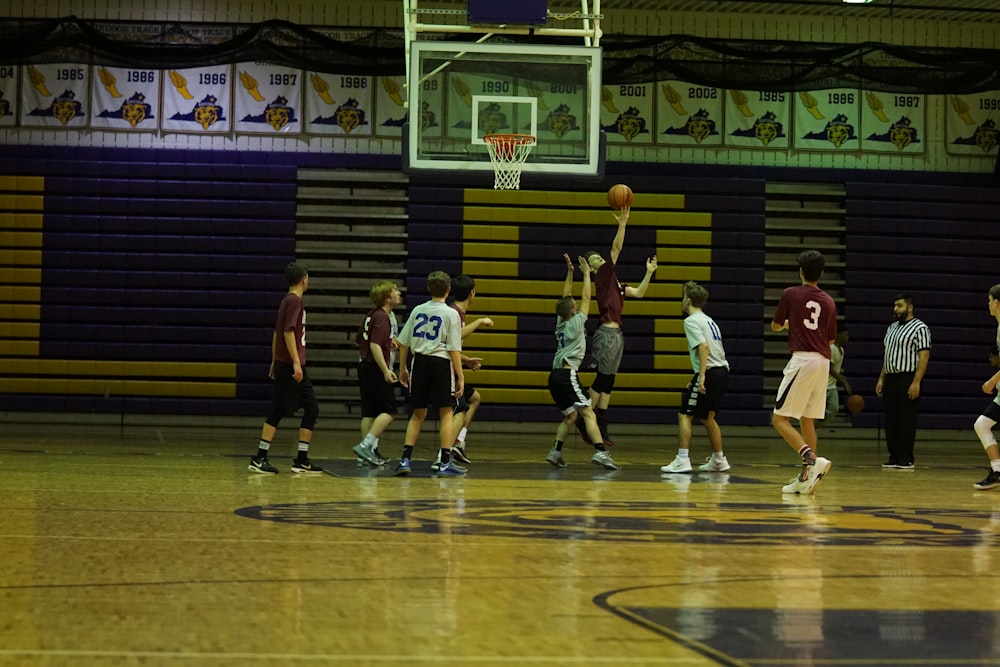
[{"xmin": 875, "ymin": 293, "xmax": 932, "ymax": 469}]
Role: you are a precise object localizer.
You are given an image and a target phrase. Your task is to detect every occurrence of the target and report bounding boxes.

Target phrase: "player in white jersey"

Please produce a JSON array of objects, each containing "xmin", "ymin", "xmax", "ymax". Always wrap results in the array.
[
  {"xmin": 971, "ymin": 283, "xmax": 1000, "ymax": 490},
  {"xmin": 393, "ymin": 271, "xmax": 465, "ymax": 477},
  {"xmin": 546, "ymin": 254, "xmax": 620, "ymax": 471},
  {"xmin": 661, "ymin": 281, "xmax": 732, "ymax": 474}
]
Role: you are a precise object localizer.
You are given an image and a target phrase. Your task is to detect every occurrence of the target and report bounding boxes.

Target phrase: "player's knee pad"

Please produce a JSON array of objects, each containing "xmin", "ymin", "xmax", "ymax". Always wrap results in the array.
[
  {"xmin": 974, "ymin": 415, "xmax": 997, "ymax": 449},
  {"xmin": 591, "ymin": 372, "xmax": 616, "ymax": 395}
]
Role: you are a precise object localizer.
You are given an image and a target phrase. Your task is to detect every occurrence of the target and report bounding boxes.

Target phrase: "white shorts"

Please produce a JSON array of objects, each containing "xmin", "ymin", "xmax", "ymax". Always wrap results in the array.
[{"xmin": 774, "ymin": 351, "xmax": 830, "ymax": 420}]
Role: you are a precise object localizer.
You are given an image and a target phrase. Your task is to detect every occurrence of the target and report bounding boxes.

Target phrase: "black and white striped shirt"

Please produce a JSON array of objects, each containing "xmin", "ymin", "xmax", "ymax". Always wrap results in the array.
[{"xmin": 882, "ymin": 317, "xmax": 932, "ymax": 374}]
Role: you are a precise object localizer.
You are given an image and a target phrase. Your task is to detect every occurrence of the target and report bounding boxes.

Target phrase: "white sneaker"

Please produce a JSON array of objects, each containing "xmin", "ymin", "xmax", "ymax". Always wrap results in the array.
[
  {"xmin": 802, "ymin": 457, "xmax": 831, "ymax": 494},
  {"xmin": 697, "ymin": 455, "xmax": 731, "ymax": 472},
  {"xmin": 591, "ymin": 450, "xmax": 621, "ymax": 471},
  {"xmin": 782, "ymin": 457, "xmax": 832, "ymax": 495},
  {"xmin": 660, "ymin": 456, "xmax": 693, "ymax": 473},
  {"xmin": 545, "ymin": 447, "xmax": 567, "ymax": 468},
  {"xmin": 431, "ymin": 455, "xmax": 442, "ymax": 471}
]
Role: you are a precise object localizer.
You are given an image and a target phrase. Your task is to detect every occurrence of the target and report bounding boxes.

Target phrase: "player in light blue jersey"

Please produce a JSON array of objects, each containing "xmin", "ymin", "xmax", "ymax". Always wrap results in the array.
[
  {"xmin": 393, "ymin": 271, "xmax": 465, "ymax": 477},
  {"xmin": 546, "ymin": 254, "xmax": 620, "ymax": 471}
]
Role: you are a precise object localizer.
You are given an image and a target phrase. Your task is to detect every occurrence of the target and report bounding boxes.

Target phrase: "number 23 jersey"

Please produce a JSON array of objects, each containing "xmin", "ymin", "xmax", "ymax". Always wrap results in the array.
[{"xmin": 397, "ymin": 299, "xmax": 463, "ymax": 359}]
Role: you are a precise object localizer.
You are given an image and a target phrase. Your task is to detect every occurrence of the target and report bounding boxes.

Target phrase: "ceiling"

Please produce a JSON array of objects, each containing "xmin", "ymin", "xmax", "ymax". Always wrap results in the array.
[{"xmin": 425, "ymin": 0, "xmax": 1000, "ymax": 24}]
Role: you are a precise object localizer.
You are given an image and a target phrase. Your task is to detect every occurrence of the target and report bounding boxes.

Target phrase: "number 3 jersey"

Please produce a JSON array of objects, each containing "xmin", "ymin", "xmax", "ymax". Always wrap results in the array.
[
  {"xmin": 397, "ymin": 299, "xmax": 463, "ymax": 359},
  {"xmin": 773, "ymin": 284, "xmax": 837, "ymax": 358}
]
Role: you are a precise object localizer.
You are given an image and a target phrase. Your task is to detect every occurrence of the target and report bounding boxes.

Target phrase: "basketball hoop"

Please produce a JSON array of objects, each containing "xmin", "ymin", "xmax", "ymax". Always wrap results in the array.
[{"xmin": 483, "ymin": 134, "xmax": 536, "ymax": 190}]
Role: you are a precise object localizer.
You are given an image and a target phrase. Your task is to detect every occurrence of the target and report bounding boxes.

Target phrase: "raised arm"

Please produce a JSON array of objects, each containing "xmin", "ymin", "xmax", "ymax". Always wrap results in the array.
[
  {"xmin": 625, "ymin": 255, "xmax": 657, "ymax": 299},
  {"xmin": 609, "ymin": 207, "xmax": 629, "ymax": 265},
  {"xmin": 562, "ymin": 252, "xmax": 575, "ymax": 297},
  {"xmin": 577, "ymin": 255, "xmax": 592, "ymax": 317}
]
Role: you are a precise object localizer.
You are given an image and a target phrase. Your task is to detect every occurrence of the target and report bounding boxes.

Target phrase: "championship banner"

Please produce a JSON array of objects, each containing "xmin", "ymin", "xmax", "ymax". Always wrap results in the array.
[
  {"xmin": 946, "ymin": 92, "xmax": 1000, "ymax": 156},
  {"xmin": 161, "ymin": 65, "xmax": 232, "ymax": 134},
  {"xmin": 860, "ymin": 90, "xmax": 924, "ymax": 154},
  {"xmin": 90, "ymin": 66, "xmax": 159, "ymax": 131},
  {"xmin": 655, "ymin": 81, "xmax": 723, "ymax": 146},
  {"xmin": 403, "ymin": 73, "xmax": 444, "ymax": 140},
  {"xmin": 444, "ymin": 72, "xmax": 515, "ymax": 141},
  {"xmin": 234, "ymin": 64, "xmax": 302, "ymax": 134},
  {"xmin": 374, "ymin": 76, "xmax": 408, "ymax": 137},
  {"xmin": 20, "ymin": 63, "xmax": 89, "ymax": 128},
  {"xmin": 0, "ymin": 64, "xmax": 16, "ymax": 127},
  {"xmin": 304, "ymin": 73, "xmax": 373, "ymax": 136},
  {"xmin": 519, "ymin": 76, "xmax": 587, "ymax": 143},
  {"xmin": 724, "ymin": 89, "xmax": 790, "ymax": 149},
  {"xmin": 792, "ymin": 88, "xmax": 860, "ymax": 151},
  {"xmin": 601, "ymin": 82, "xmax": 654, "ymax": 144}
]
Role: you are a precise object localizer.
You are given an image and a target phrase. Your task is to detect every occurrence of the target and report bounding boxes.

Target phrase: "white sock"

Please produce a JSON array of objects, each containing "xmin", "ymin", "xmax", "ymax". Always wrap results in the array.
[
  {"xmin": 362, "ymin": 433, "xmax": 376, "ymax": 447},
  {"xmin": 456, "ymin": 427, "xmax": 468, "ymax": 444},
  {"xmin": 992, "ymin": 459, "xmax": 1000, "ymax": 473},
  {"xmin": 714, "ymin": 451, "xmax": 726, "ymax": 460},
  {"xmin": 678, "ymin": 448, "xmax": 689, "ymax": 459}
]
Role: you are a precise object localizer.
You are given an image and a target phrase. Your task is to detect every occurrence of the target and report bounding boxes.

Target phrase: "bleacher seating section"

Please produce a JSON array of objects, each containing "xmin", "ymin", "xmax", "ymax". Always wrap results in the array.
[
  {"xmin": 845, "ymin": 182, "xmax": 1000, "ymax": 429},
  {"xmin": 2, "ymin": 142, "xmax": 998, "ymax": 430},
  {"xmin": 0, "ymin": 146, "xmax": 301, "ymax": 415}
]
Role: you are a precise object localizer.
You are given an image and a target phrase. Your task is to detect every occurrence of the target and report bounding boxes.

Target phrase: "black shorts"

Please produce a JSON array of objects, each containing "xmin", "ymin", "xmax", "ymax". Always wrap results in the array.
[
  {"xmin": 982, "ymin": 401, "xmax": 1000, "ymax": 422},
  {"xmin": 269, "ymin": 361, "xmax": 317, "ymax": 419},
  {"xmin": 548, "ymin": 368, "xmax": 591, "ymax": 415},
  {"xmin": 409, "ymin": 353, "xmax": 457, "ymax": 410},
  {"xmin": 453, "ymin": 384, "xmax": 476, "ymax": 414},
  {"xmin": 358, "ymin": 361, "xmax": 397, "ymax": 418},
  {"xmin": 679, "ymin": 366, "xmax": 729, "ymax": 420}
]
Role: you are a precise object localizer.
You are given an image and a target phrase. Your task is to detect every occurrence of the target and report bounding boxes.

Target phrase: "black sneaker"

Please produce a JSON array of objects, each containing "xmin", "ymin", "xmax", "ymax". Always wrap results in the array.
[
  {"xmin": 249, "ymin": 456, "xmax": 278, "ymax": 474},
  {"xmin": 290, "ymin": 458, "xmax": 324, "ymax": 474},
  {"xmin": 973, "ymin": 469, "xmax": 1000, "ymax": 490},
  {"xmin": 451, "ymin": 444, "xmax": 471, "ymax": 464},
  {"xmin": 882, "ymin": 459, "xmax": 899, "ymax": 469}
]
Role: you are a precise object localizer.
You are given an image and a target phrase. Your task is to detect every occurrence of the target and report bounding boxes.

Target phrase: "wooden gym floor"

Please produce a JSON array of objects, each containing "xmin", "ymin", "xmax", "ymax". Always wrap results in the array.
[{"xmin": 1, "ymin": 417, "xmax": 999, "ymax": 666}]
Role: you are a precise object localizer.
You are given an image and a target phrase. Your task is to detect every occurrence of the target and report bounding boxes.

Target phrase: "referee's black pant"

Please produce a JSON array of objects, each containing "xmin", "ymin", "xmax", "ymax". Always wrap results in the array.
[{"xmin": 883, "ymin": 371, "xmax": 920, "ymax": 465}]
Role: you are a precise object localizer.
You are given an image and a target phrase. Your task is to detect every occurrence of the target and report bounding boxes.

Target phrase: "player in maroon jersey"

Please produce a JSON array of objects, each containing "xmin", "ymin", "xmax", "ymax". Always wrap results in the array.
[
  {"xmin": 581, "ymin": 207, "xmax": 657, "ymax": 446},
  {"xmin": 249, "ymin": 262, "xmax": 323, "ymax": 475},
  {"xmin": 352, "ymin": 280, "xmax": 402, "ymax": 467},
  {"xmin": 771, "ymin": 250, "xmax": 837, "ymax": 495}
]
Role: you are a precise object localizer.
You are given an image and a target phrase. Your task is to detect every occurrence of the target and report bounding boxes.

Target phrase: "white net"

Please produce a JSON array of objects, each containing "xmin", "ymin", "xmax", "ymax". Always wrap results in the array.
[{"xmin": 484, "ymin": 134, "xmax": 536, "ymax": 190}]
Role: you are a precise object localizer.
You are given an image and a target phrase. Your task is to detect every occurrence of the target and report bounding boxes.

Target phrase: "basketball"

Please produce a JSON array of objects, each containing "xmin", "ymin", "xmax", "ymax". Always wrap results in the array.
[
  {"xmin": 846, "ymin": 394, "xmax": 865, "ymax": 414},
  {"xmin": 607, "ymin": 183, "xmax": 634, "ymax": 210}
]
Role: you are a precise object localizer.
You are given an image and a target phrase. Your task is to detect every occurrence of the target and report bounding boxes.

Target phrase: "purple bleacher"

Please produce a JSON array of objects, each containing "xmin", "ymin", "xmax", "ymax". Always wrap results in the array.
[
  {"xmin": 42, "ymin": 250, "xmax": 285, "ymax": 272},
  {"xmin": 44, "ymin": 214, "xmax": 296, "ymax": 236},
  {"xmin": 0, "ymin": 140, "xmax": 301, "ymax": 416},
  {"xmin": 844, "ymin": 179, "xmax": 998, "ymax": 429},
  {"xmin": 41, "ymin": 270, "xmax": 279, "ymax": 291},
  {"xmin": 45, "ymin": 176, "xmax": 297, "ymax": 200},
  {"xmin": 45, "ymin": 195, "xmax": 295, "ymax": 218}
]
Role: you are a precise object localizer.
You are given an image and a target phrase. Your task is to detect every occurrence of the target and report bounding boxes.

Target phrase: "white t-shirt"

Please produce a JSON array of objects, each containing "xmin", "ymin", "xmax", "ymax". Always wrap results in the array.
[
  {"xmin": 683, "ymin": 310, "xmax": 729, "ymax": 374},
  {"xmin": 397, "ymin": 299, "xmax": 462, "ymax": 359}
]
